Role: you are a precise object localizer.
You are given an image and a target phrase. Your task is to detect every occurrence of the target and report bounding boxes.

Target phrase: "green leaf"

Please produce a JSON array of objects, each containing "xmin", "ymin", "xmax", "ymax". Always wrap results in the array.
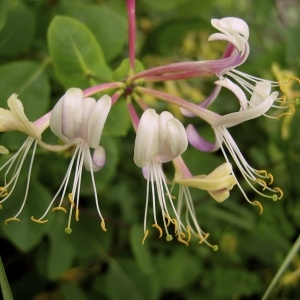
[
  {"xmin": 0, "ymin": 256, "xmax": 13, "ymax": 300},
  {"xmin": 103, "ymin": 100, "xmax": 131, "ymax": 137},
  {"xmin": 113, "ymin": 58, "xmax": 144, "ymax": 81},
  {"xmin": 286, "ymin": 26, "xmax": 300, "ymax": 70},
  {"xmin": 0, "ymin": 61, "xmax": 50, "ymax": 120},
  {"xmin": 0, "ymin": 2, "xmax": 35, "ymax": 56},
  {"xmin": 129, "ymin": 225, "xmax": 155, "ymax": 274},
  {"xmin": 61, "ymin": 283, "xmax": 88, "ymax": 300},
  {"xmin": 1, "ymin": 175, "xmax": 51, "ymax": 252},
  {"xmin": 0, "ymin": 0, "xmax": 9, "ymax": 31},
  {"xmin": 48, "ymin": 16, "xmax": 112, "ymax": 89},
  {"xmin": 140, "ymin": 0, "xmax": 187, "ymax": 12},
  {"xmin": 46, "ymin": 213, "xmax": 75, "ymax": 279},
  {"xmin": 68, "ymin": 5, "xmax": 127, "ymax": 62}
]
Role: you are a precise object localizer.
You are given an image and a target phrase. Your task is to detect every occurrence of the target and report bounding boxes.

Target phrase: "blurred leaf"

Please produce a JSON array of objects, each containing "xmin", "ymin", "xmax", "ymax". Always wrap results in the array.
[
  {"xmin": 286, "ymin": 26, "xmax": 300, "ymax": 70},
  {"xmin": 61, "ymin": 283, "xmax": 88, "ymax": 300},
  {"xmin": 140, "ymin": 0, "xmax": 187, "ymax": 12},
  {"xmin": 48, "ymin": 16, "xmax": 112, "ymax": 89},
  {"xmin": 0, "ymin": 0, "xmax": 9, "ymax": 31},
  {"xmin": 0, "ymin": 2, "xmax": 35, "ymax": 57},
  {"xmin": 47, "ymin": 213, "xmax": 75, "ymax": 279},
  {"xmin": 103, "ymin": 100, "xmax": 131, "ymax": 137},
  {"xmin": 113, "ymin": 58, "xmax": 144, "ymax": 81},
  {"xmin": 1, "ymin": 175, "xmax": 51, "ymax": 252},
  {"xmin": 0, "ymin": 61, "xmax": 50, "ymax": 120},
  {"xmin": 68, "ymin": 5, "xmax": 127, "ymax": 62},
  {"xmin": 130, "ymin": 225, "xmax": 155, "ymax": 274}
]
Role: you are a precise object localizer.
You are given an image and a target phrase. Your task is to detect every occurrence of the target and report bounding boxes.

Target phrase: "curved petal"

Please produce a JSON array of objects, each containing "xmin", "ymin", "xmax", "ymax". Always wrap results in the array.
[
  {"xmin": 249, "ymin": 81, "xmax": 272, "ymax": 106},
  {"xmin": 186, "ymin": 124, "xmax": 220, "ymax": 152},
  {"xmin": 212, "ymin": 92, "xmax": 278, "ymax": 128},
  {"xmin": 87, "ymin": 95, "xmax": 112, "ymax": 148},
  {"xmin": 134, "ymin": 108, "xmax": 159, "ymax": 167},
  {"xmin": 83, "ymin": 146, "xmax": 106, "ymax": 172},
  {"xmin": 80, "ymin": 97, "xmax": 96, "ymax": 140}
]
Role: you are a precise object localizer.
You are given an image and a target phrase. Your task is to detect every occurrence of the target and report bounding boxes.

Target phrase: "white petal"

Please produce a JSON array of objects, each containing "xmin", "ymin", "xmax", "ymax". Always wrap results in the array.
[
  {"xmin": 215, "ymin": 78, "xmax": 248, "ymax": 110},
  {"xmin": 87, "ymin": 94, "xmax": 111, "ymax": 148},
  {"xmin": 80, "ymin": 97, "xmax": 96, "ymax": 140},
  {"xmin": 134, "ymin": 108, "xmax": 159, "ymax": 167},
  {"xmin": 83, "ymin": 146, "xmax": 106, "ymax": 172},
  {"xmin": 250, "ymin": 81, "xmax": 272, "ymax": 106}
]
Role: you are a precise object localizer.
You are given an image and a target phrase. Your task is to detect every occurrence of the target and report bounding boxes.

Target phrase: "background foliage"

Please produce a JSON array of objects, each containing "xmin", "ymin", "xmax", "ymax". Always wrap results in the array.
[{"xmin": 0, "ymin": 0, "xmax": 300, "ymax": 299}]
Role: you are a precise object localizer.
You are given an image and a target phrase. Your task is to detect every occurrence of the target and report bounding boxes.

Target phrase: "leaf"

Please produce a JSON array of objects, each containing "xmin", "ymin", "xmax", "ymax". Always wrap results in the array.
[
  {"xmin": 286, "ymin": 26, "xmax": 300, "ymax": 70},
  {"xmin": 140, "ymin": 0, "xmax": 187, "ymax": 12},
  {"xmin": 103, "ymin": 100, "xmax": 131, "ymax": 137},
  {"xmin": 0, "ymin": 61, "xmax": 50, "ymax": 120},
  {"xmin": 68, "ymin": 5, "xmax": 127, "ymax": 62},
  {"xmin": 0, "ymin": 0, "xmax": 9, "ymax": 31},
  {"xmin": 129, "ymin": 225, "xmax": 155, "ymax": 274},
  {"xmin": 48, "ymin": 16, "xmax": 112, "ymax": 89},
  {"xmin": 0, "ymin": 2, "xmax": 35, "ymax": 56},
  {"xmin": 113, "ymin": 58, "xmax": 144, "ymax": 81},
  {"xmin": 0, "ymin": 174, "xmax": 51, "ymax": 252}
]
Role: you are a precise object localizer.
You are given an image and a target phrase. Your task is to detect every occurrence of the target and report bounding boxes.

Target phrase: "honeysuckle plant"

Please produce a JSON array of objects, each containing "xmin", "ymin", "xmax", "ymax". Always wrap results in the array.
[{"xmin": 0, "ymin": 0, "xmax": 300, "ymax": 299}]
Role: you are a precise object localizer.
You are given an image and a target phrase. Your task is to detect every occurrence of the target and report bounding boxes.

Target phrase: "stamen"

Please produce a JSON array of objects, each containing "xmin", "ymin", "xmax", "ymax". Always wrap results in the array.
[
  {"xmin": 177, "ymin": 236, "xmax": 189, "ymax": 246},
  {"xmin": 152, "ymin": 223, "xmax": 163, "ymax": 238},
  {"xmin": 101, "ymin": 219, "xmax": 107, "ymax": 232},
  {"xmin": 289, "ymin": 77, "xmax": 300, "ymax": 85},
  {"xmin": 31, "ymin": 216, "xmax": 48, "ymax": 224},
  {"xmin": 274, "ymin": 187, "xmax": 283, "ymax": 200},
  {"xmin": 0, "ymin": 187, "xmax": 8, "ymax": 197},
  {"xmin": 52, "ymin": 207, "xmax": 67, "ymax": 213},
  {"xmin": 65, "ymin": 227, "xmax": 72, "ymax": 234},
  {"xmin": 254, "ymin": 178, "xmax": 267, "ymax": 190},
  {"xmin": 142, "ymin": 229, "xmax": 149, "ymax": 245},
  {"xmin": 166, "ymin": 234, "xmax": 173, "ymax": 241},
  {"xmin": 75, "ymin": 208, "xmax": 79, "ymax": 221},
  {"xmin": 171, "ymin": 218, "xmax": 178, "ymax": 233},
  {"xmin": 277, "ymin": 105, "xmax": 295, "ymax": 119},
  {"xmin": 68, "ymin": 193, "xmax": 75, "ymax": 207},
  {"xmin": 0, "ymin": 204, "xmax": 2, "ymax": 209},
  {"xmin": 268, "ymin": 173, "xmax": 274, "ymax": 185},
  {"xmin": 252, "ymin": 200, "xmax": 263, "ymax": 214},
  {"xmin": 186, "ymin": 226, "xmax": 191, "ymax": 243},
  {"xmin": 164, "ymin": 213, "xmax": 171, "ymax": 226},
  {"xmin": 5, "ymin": 217, "xmax": 20, "ymax": 224}
]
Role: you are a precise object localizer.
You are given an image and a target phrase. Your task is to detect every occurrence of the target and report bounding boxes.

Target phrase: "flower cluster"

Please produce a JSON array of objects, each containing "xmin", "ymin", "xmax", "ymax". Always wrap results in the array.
[{"xmin": 0, "ymin": 4, "xmax": 298, "ymax": 249}]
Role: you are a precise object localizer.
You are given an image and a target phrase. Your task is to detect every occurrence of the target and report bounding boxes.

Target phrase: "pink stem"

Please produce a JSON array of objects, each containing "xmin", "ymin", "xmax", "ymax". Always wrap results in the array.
[
  {"xmin": 83, "ymin": 82, "xmax": 124, "ymax": 97},
  {"xmin": 126, "ymin": 0, "xmax": 136, "ymax": 71},
  {"xmin": 127, "ymin": 101, "xmax": 140, "ymax": 131},
  {"xmin": 136, "ymin": 86, "xmax": 219, "ymax": 124}
]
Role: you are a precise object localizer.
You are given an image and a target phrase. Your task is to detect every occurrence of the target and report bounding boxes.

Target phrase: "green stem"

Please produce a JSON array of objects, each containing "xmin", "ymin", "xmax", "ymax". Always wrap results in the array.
[
  {"xmin": 262, "ymin": 234, "xmax": 300, "ymax": 300},
  {"xmin": 0, "ymin": 256, "xmax": 14, "ymax": 300}
]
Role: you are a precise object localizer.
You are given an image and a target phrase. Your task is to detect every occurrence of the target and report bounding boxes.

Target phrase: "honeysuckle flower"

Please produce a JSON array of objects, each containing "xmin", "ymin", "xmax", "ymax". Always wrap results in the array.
[
  {"xmin": 31, "ymin": 88, "xmax": 111, "ymax": 233},
  {"xmin": 0, "ymin": 94, "xmax": 43, "ymax": 223},
  {"xmin": 170, "ymin": 156, "xmax": 236, "ymax": 249},
  {"xmin": 186, "ymin": 80, "xmax": 283, "ymax": 212},
  {"xmin": 133, "ymin": 108, "xmax": 188, "ymax": 243}
]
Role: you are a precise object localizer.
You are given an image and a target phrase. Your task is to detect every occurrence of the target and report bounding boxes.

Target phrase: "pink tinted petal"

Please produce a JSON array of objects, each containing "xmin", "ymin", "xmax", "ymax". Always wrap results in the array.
[
  {"xmin": 186, "ymin": 124, "xmax": 219, "ymax": 152},
  {"xmin": 80, "ymin": 97, "xmax": 96, "ymax": 139}
]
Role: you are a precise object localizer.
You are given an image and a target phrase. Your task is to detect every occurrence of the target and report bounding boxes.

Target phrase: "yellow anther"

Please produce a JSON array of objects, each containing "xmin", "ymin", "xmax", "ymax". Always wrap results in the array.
[
  {"xmin": 278, "ymin": 95, "xmax": 287, "ymax": 106},
  {"xmin": 65, "ymin": 227, "xmax": 72, "ymax": 234},
  {"xmin": 164, "ymin": 214, "xmax": 171, "ymax": 226},
  {"xmin": 186, "ymin": 226, "xmax": 191, "ymax": 243},
  {"xmin": 254, "ymin": 178, "xmax": 267, "ymax": 190},
  {"xmin": 252, "ymin": 200, "xmax": 263, "ymax": 214},
  {"xmin": 171, "ymin": 218, "xmax": 178, "ymax": 233},
  {"xmin": 68, "ymin": 193, "xmax": 75, "ymax": 207},
  {"xmin": 0, "ymin": 204, "xmax": 2, "ymax": 210},
  {"xmin": 152, "ymin": 223, "xmax": 163, "ymax": 238},
  {"xmin": 101, "ymin": 219, "xmax": 107, "ymax": 232},
  {"xmin": 268, "ymin": 173, "xmax": 274, "ymax": 185},
  {"xmin": 274, "ymin": 187, "xmax": 283, "ymax": 200},
  {"xmin": 166, "ymin": 234, "xmax": 173, "ymax": 242},
  {"xmin": 75, "ymin": 208, "xmax": 79, "ymax": 221},
  {"xmin": 0, "ymin": 187, "xmax": 8, "ymax": 197},
  {"xmin": 198, "ymin": 232, "xmax": 210, "ymax": 244},
  {"xmin": 177, "ymin": 236, "xmax": 189, "ymax": 246},
  {"xmin": 277, "ymin": 105, "xmax": 295, "ymax": 119},
  {"xmin": 142, "ymin": 230, "xmax": 149, "ymax": 245},
  {"xmin": 31, "ymin": 216, "xmax": 48, "ymax": 224},
  {"xmin": 5, "ymin": 217, "xmax": 20, "ymax": 225},
  {"xmin": 288, "ymin": 77, "xmax": 300, "ymax": 85},
  {"xmin": 52, "ymin": 207, "xmax": 67, "ymax": 213},
  {"xmin": 257, "ymin": 170, "xmax": 268, "ymax": 177},
  {"xmin": 279, "ymin": 80, "xmax": 285, "ymax": 92}
]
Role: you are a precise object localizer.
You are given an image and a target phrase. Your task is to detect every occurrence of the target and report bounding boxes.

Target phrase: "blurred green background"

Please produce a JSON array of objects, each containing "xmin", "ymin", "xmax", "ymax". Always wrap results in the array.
[{"xmin": 0, "ymin": 0, "xmax": 300, "ymax": 299}]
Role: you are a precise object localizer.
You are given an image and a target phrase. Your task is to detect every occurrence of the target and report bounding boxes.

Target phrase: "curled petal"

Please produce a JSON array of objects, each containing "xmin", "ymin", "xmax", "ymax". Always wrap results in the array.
[
  {"xmin": 88, "ymin": 94, "xmax": 112, "ymax": 148},
  {"xmin": 186, "ymin": 124, "xmax": 220, "ymax": 152},
  {"xmin": 249, "ymin": 81, "xmax": 272, "ymax": 106},
  {"xmin": 83, "ymin": 146, "xmax": 106, "ymax": 172},
  {"xmin": 134, "ymin": 108, "xmax": 159, "ymax": 167}
]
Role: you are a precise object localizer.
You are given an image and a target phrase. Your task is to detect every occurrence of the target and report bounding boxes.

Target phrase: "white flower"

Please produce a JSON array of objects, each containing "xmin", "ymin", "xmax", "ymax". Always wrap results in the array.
[
  {"xmin": 134, "ymin": 108, "xmax": 188, "ymax": 243},
  {"xmin": 0, "ymin": 94, "xmax": 43, "ymax": 223},
  {"xmin": 31, "ymin": 88, "xmax": 111, "ymax": 233}
]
